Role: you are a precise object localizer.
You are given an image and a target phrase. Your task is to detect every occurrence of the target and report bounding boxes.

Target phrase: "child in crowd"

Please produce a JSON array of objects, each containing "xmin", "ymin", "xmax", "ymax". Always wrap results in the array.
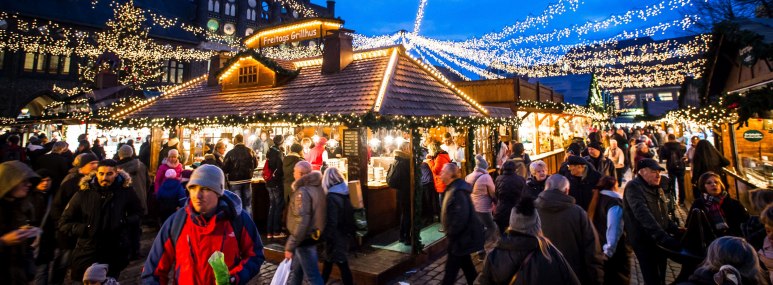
[{"xmin": 156, "ymin": 169, "xmax": 187, "ymax": 223}]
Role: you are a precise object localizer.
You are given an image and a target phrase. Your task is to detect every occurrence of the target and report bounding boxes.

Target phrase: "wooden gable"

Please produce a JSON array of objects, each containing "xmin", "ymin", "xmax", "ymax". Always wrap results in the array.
[{"xmin": 219, "ymin": 57, "xmax": 277, "ymax": 90}]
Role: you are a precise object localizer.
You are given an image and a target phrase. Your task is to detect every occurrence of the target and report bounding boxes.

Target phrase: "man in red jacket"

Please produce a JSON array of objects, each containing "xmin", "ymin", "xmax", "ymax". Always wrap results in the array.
[{"xmin": 141, "ymin": 164, "xmax": 264, "ymax": 284}]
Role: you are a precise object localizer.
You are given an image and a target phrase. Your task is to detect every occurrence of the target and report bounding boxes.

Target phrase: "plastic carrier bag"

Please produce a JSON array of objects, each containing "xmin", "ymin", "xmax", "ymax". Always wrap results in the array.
[{"xmin": 270, "ymin": 259, "xmax": 292, "ymax": 285}]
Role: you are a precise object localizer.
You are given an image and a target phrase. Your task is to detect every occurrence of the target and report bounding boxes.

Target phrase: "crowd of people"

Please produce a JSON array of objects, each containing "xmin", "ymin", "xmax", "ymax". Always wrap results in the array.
[{"xmin": 4, "ymin": 124, "xmax": 773, "ymax": 285}]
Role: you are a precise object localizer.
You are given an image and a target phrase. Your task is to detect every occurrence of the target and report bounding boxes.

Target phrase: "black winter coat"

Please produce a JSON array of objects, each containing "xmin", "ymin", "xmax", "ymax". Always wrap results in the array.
[
  {"xmin": 138, "ymin": 142, "xmax": 151, "ymax": 169},
  {"xmin": 223, "ymin": 144, "xmax": 258, "ymax": 182},
  {"xmin": 387, "ymin": 151, "xmax": 411, "ymax": 192},
  {"xmin": 476, "ymin": 232, "xmax": 581, "ymax": 285},
  {"xmin": 51, "ymin": 171, "xmax": 84, "ymax": 249},
  {"xmin": 536, "ymin": 189, "xmax": 605, "ymax": 285},
  {"xmin": 323, "ymin": 191, "xmax": 353, "ymax": 263},
  {"xmin": 27, "ymin": 189, "xmax": 56, "ymax": 264},
  {"xmin": 676, "ymin": 268, "xmax": 760, "ymax": 285},
  {"xmin": 494, "ymin": 172, "xmax": 526, "ymax": 232},
  {"xmin": 690, "ymin": 196, "xmax": 749, "ymax": 237},
  {"xmin": 660, "ymin": 141, "xmax": 687, "ymax": 173},
  {"xmin": 265, "ymin": 146, "xmax": 284, "ymax": 188},
  {"xmin": 567, "ymin": 167, "xmax": 603, "ymax": 211},
  {"xmin": 442, "ymin": 179, "xmax": 484, "ymax": 256},
  {"xmin": 58, "ymin": 171, "xmax": 143, "ymax": 279},
  {"xmin": 623, "ymin": 176, "xmax": 672, "ymax": 247},
  {"xmin": 585, "ymin": 155, "xmax": 616, "ymax": 180},
  {"xmin": 0, "ymin": 198, "xmax": 35, "ymax": 284},
  {"xmin": 34, "ymin": 153, "xmax": 71, "ymax": 192},
  {"xmin": 523, "ymin": 176, "xmax": 547, "ymax": 199},
  {"xmin": 282, "ymin": 154, "xmax": 304, "ymax": 200}
]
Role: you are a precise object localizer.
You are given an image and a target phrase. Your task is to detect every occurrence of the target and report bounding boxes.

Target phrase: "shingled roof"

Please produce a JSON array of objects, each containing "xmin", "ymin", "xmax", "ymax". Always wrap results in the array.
[{"xmin": 123, "ymin": 46, "xmax": 486, "ymax": 123}]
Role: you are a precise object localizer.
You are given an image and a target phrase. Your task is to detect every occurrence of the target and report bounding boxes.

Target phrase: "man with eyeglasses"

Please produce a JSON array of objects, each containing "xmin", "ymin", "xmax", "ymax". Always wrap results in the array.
[{"xmin": 623, "ymin": 158, "xmax": 681, "ymax": 285}]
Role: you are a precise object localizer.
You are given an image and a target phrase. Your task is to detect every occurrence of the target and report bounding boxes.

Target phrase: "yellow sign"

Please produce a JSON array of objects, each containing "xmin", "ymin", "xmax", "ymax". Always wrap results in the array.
[{"xmin": 244, "ymin": 18, "xmax": 344, "ymax": 49}]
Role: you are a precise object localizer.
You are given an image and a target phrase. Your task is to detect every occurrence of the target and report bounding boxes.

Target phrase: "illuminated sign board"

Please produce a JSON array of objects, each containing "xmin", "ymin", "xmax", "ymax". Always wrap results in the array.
[{"xmin": 244, "ymin": 18, "xmax": 344, "ymax": 49}]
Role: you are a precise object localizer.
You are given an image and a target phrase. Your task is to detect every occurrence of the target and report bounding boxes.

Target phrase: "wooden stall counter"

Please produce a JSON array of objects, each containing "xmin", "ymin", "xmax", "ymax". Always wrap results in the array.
[
  {"xmin": 364, "ymin": 182, "xmax": 398, "ymax": 237},
  {"xmin": 531, "ymin": 149, "xmax": 566, "ymax": 174}
]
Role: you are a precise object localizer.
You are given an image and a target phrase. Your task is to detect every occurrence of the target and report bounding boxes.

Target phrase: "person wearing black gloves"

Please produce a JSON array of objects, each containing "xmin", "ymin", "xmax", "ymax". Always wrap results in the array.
[{"xmin": 624, "ymin": 158, "xmax": 681, "ymax": 285}]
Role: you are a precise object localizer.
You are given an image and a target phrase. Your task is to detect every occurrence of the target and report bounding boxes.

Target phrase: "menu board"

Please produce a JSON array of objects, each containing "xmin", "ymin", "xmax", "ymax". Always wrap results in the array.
[{"xmin": 343, "ymin": 129, "xmax": 361, "ymax": 180}]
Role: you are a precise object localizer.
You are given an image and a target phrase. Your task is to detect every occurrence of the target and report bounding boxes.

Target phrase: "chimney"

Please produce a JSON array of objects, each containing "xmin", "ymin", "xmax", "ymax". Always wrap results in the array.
[
  {"xmin": 322, "ymin": 29, "xmax": 353, "ymax": 75},
  {"xmin": 208, "ymin": 52, "xmax": 231, "ymax": 86},
  {"xmin": 326, "ymin": 1, "xmax": 336, "ymax": 17},
  {"xmin": 95, "ymin": 71, "xmax": 118, "ymax": 90}
]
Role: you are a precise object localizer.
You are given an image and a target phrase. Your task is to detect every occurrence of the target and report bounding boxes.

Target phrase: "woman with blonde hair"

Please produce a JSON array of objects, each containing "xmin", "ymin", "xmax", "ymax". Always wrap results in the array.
[
  {"xmin": 678, "ymin": 236, "xmax": 767, "ymax": 285},
  {"xmin": 320, "ymin": 167, "xmax": 354, "ymax": 285},
  {"xmin": 477, "ymin": 197, "xmax": 580, "ymax": 284}
]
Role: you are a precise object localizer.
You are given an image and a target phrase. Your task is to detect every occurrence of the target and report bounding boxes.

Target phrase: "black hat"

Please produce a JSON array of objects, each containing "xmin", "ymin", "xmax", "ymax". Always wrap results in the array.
[
  {"xmin": 637, "ymin": 158, "xmax": 665, "ymax": 171},
  {"xmin": 566, "ymin": 143, "xmax": 582, "ymax": 156},
  {"xmin": 567, "ymin": 155, "xmax": 587, "ymax": 166},
  {"xmin": 587, "ymin": 141, "xmax": 603, "ymax": 151}
]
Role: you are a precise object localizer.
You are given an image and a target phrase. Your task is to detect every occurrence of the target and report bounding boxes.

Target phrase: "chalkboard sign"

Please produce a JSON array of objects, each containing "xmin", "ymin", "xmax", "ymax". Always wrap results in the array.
[
  {"xmin": 344, "ymin": 129, "xmax": 361, "ymax": 181},
  {"xmin": 343, "ymin": 129, "xmax": 360, "ymax": 157}
]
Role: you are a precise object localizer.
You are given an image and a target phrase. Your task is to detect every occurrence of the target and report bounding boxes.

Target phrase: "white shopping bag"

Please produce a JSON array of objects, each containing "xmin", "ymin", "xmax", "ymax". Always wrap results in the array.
[{"xmin": 270, "ymin": 259, "xmax": 292, "ymax": 285}]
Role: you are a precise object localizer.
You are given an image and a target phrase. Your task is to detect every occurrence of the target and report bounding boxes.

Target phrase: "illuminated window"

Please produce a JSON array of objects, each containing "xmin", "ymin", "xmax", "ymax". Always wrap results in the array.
[
  {"xmin": 658, "ymin": 92, "xmax": 673, "ymax": 101},
  {"xmin": 225, "ymin": 0, "xmax": 236, "ymax": 16},
  {"xmin": 613, "ymin": 96, "xmax": 621, "ymax": 109},
  {"xmin": 238, "ymin": 66, "xmax": 257, "ymax": 84},
  {"xmin": 160, "ymin": 60, "xmax": 185, "ymax": 84},
  {"xmin": 0, "ymin": 50, "xmax": 4, "ymax": 69},
  {"xmin": 24, "ymin": 52, "xmax": 36, "ymax": 72},
  {"xmin": 61, "ymin": 56, "xmax": 70, "ymax": 75},
  {"xmin": 47, "ymin": 55, "xmax": 60, "ymax": 73},
  {"xmin": 261, "ymin": 1, "xmax": 270, "ymax": 20},
  {"xmin": 623, "ymin": 94, "xmax": 636, "ymax": 108}
]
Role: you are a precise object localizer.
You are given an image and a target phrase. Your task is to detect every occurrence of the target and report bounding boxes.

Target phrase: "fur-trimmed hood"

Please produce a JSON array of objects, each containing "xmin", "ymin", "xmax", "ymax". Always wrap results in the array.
[
  {"xmin": 393, "ymin": 150, "xmax": 411, "ymax": 160},
  {"xmin": 79, "ymin": 169, "xmax": 133, "ymax": 191},
  {"xmin": 292, "ymin": 171, "xmax": 322, "ymax": 190}
]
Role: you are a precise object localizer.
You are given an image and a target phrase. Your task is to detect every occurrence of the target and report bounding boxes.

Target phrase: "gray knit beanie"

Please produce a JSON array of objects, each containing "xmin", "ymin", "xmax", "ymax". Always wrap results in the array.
[
  {"xmin": 509, "ymin": 197, "xmax": 541, "ymax": 235},
  {"xmin": 187, "ymin": 164, "xmax": 225, "ymax": 196},
  {"xmin": 118, "ymin": 145, "xmax": 134, "ymax": 159},
  {"xmin": 474, "ymin": 154, "xmax": 488, "ymax": 171},
  {"xmin": 82, "ymin": 263, "xmax": 108, "ymax": 282}
]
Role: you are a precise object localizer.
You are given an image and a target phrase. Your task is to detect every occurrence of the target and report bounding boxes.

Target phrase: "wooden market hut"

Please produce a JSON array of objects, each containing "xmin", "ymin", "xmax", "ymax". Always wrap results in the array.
[
  {"xmin": 699, "ymin": 18, "xmax": 773, "ymax": 209},
  {"xmin": 455, "ymin": 78, "xmax": 596, "ymax": 173},
  {"xmin": 112, "ymin": 28, "xmax": 509, "ymax": 280}
]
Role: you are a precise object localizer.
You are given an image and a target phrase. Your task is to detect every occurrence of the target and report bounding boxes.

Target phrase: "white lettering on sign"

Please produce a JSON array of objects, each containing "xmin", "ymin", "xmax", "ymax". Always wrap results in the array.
[
  {"xmin": 745, "ymin": 133, "xmax": 764, "ymax": 139},
  {"xmin": 261, "ymin": 28, "xmax": 318, "ymax": 46}
]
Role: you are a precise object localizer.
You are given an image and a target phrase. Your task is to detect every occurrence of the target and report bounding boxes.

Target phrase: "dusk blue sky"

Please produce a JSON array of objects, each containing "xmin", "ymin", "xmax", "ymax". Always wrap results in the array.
[{"xmin": 322, "ymin": 0, "xmax": 698, "ymax": 44}]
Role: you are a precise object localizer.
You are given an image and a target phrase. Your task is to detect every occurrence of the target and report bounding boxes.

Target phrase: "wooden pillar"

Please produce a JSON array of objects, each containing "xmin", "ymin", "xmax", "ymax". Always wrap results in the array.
[
  {"xmin": 149, "ymin": 127, "xmax": 164, "ymax": 177},
  {"xmin": 410, "ymin": 128, "xmax": 423, "ymax": 253}
]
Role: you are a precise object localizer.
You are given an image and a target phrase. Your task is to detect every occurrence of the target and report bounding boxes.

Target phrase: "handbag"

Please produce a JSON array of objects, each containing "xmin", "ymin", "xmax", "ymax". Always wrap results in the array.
[{"xmin": 270, "ymin": 259, "xmax": 292, "ymax": 285}]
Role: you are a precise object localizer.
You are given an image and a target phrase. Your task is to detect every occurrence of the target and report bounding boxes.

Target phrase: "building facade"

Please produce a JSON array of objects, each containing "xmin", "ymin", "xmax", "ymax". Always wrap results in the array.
[{"xmin": 0, "ymin": 0, "xmax": 335, "ymax": 118}]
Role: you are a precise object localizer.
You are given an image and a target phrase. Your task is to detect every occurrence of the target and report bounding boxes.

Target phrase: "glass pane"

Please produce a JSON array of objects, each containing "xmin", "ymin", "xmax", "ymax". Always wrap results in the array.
[
  {"xmin": 176, "ymin": 67, "xmax": 184, "ymax": 83},
  {"xmin": 0, "ymin": 51, "xmax": 4, "ymax": 69},
  {"xmin": 36, "ymin": 54, "xmax": 45, "ymax": 72},
  {"xmin": 61, "ymin": 56, "xmax": 70, "ymax": 75},
  {"xmin": 623, "ymin": 94, "xmax": 636, "ymax": 108},
  {"xmin": 48, "ymin": 55, "xmax": 59, "ymax": 73},
  {"xmin": 24, "ymin": 53, "xmax": 35, "ymax": 71}
]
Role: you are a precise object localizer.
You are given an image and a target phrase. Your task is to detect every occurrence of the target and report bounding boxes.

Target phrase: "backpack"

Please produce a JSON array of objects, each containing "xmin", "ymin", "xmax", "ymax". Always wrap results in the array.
[
  {"xmin": 262, "ymin": 159, "xmax": 273, "ymax": 182},
  {"xmin": 667, "ymin": 146, "xmax": 685, "ymax": 171}
]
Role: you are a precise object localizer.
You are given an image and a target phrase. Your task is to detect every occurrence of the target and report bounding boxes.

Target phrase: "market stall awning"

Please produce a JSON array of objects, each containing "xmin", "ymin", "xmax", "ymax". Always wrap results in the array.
[
  {"xmin": 484, "ymin": 106, "xmax": 515, "ymax": 118},
  {"xmin": 121, "ymin": 45, "xmax": 487, "ymax": 124}
]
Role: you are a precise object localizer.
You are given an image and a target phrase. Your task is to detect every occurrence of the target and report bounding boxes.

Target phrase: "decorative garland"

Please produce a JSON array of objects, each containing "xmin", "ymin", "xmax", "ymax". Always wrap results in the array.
[
  {"xmin": 724, "ymin": 83, "xmax": 773, "ymax": 128},
  {"xmin": 516, "ymin": 99, "xmax": 611, "ymax": 123},
  {"xmin": 103, "ymin": 111, "xmax": 523, "ymax": 130}
]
